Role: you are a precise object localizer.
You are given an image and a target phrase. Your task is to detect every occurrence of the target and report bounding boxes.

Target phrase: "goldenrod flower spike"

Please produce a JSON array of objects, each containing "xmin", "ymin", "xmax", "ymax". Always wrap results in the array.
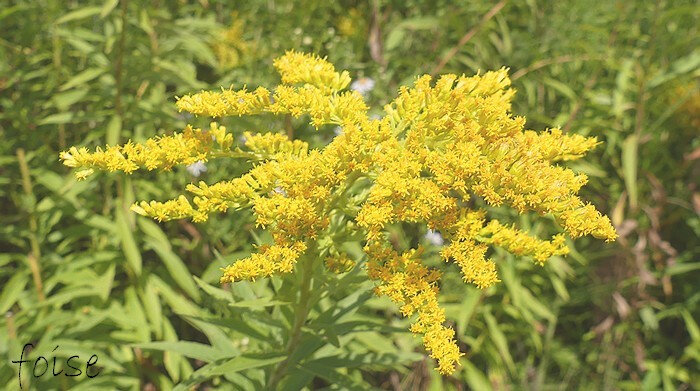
[
  {"xmin": 61, "ymin": 51, "xmax": 617, "ymax": 376},
  {"xmin": 478, "ymin": 220, "xmax": 570, "ymax": 265},
  {"xmin": 220, "ymin": 242, "xmax": 307, "ymax": 283},
  {"xmin": 59, "ymin": 122, "xmax": 234, "ymax": 179},
  {"xmin": 242, "ymin": 132, "xmax": 309, "ymax": 159},
  {"xmin": 366, "ymin": 244, "xmax": 463, "ymax": 374},
  {"xmin": 520, "ymin": 128, "xmax": 600, "ymax": 162},
  {"xmin": 273, "ymin": 50, "xmax": 351, "ymax": 93},
  {"xmin": 176, "ymin": 84, "xmax": 367, "ymax": 128},
  {"xmin": 176, "ymin": 87, "xmax": 271, "ymax": 117}
]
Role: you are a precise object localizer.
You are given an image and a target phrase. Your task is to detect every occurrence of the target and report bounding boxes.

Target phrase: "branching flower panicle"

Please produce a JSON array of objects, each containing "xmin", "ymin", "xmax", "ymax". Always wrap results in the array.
[{"xmin": 61, "ymin": 50, "xmax": 617, "ymax": 375}]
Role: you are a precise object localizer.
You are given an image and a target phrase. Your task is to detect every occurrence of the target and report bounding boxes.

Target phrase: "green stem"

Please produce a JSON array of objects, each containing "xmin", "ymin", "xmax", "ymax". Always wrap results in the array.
[
  {"xmin": 323, "ymin": 171, "xmax": 363, "ymax": 214},
  {"xmin": 114, "ymin": 0, "xmax": 128, "ymax": 118},
  {"xmin": 267, "ymin": 252, "xmax": 315, "ymax": 389},
  {"xmin": 16, "ymin": 148, "xmax": 45, "ymax": 302},
  {"xmin": 210, "ymin": 150, "xmax": 259, "ymax": 160}
]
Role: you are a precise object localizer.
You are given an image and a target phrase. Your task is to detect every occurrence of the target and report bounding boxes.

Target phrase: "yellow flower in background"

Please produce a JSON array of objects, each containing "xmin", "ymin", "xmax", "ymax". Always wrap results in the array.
[
  {"xmin": 674, "ymin": 82, "xmax": 700, "ymax": 129},
  {"xmin": 336, "ymin": 8, "xmax": 366, "ymax": 38},
  {"xmin": 61, "ymin": 50, "xmax": 617, "ymax": 375},
  {"xmin": 211, "ymin": 12, "xmax": 256, "ymax": 70}
]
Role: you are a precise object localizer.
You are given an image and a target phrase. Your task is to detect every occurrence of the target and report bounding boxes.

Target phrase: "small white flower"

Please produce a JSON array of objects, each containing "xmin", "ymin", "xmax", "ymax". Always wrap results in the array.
[
  {"xmin": 351, "ymin": 77, "xmax": 375, "ymax": 95},
  {"xmin": 425, "ymin": 229, "xmax": 444, "ymax": 246},
  {"xmin": 333, "ymin": 126, "xmax": 343, "ymax": 136},
  {"xmin": 302, "ymin": 36, "xmax": 313, "ymax": 45},
  {"xmin": 273, "ymin": 186, "xmax": 287, "ymax": 197},
  {"xmin": 186, "ymin": 161, "xmax": 207, "ymax": 177}
]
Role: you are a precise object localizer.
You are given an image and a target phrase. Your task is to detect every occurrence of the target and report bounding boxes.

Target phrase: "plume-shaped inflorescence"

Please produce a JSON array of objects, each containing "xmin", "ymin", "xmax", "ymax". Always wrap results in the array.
[{"xmin": 61, "ymin": 51, "xmax": 616, "ymax": 375}]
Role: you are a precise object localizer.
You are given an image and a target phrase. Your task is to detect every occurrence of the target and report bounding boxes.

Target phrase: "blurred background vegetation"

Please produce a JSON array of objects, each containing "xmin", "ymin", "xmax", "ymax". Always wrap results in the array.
[{"xmin": 1, "ymin": 0, "xmax": 698, "ymax": 389}]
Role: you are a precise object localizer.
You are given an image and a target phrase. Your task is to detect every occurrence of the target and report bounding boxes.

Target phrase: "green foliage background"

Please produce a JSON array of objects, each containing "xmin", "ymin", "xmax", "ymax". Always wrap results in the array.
[{"xmin": 1, "ymin": 0, "xmax": 698, "ymax": 389}]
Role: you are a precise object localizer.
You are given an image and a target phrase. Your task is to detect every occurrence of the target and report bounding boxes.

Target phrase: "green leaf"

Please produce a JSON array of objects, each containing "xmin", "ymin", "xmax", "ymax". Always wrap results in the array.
[
  {"xmin": 457, "ymin": 288, "xmax": 482, "ymax": 337},
  {"xmin": 59, "ymin": 67, "xmax": 105, "ymax": 91},
  {"xmin": 150, "ymin": 275, "xmax": 234, "ymax": 350},
  {"xmin": 613, "ymin": 59, "xmax": 634, "ymax": 119},
  {"xmin": 550, "ymin": 275, "xmax": 570, "ymax": 301},
  {"xmin": 55, "ymin": 6, "xmax": 102, "ymax": 24},
  {"xmin": 681, "ymin": 309, "xmax": 699, "ymax": 341},
  {"xmin": 463, "ymin": 361, "xmax": 493, "ymax": 391},
  {"xmin": 229, "ymin": 298, "xmax": 292, "ymax": 308},
  {"xmin": 303, "ymin": 351, "xmax": 422, "ymax": 369},
  {"xmin": 183, "ymin": 314, "xmax": 272, "ymax": 342},
  {"xmin": 139, "ymin": 8, "xmax": 155, "ymax": 36},
  {"xmin": 134, "ymin": 341, "xmax": 229, "ymax": 362},
  {"xmin": 0, "ymin": 272, "xmax": 28, "ymax": 313},
  {"xmin": 193, "ymin": 276, "xmax": 234, "ymax": 302},
  {"xmin": 38, "ymin": 112, "xmax": 74, "ymax": 125},
  {"xmin": 209, "ymin": 353, "xmax": 284, "ymax": 374},
  {"xmin": 385, "ymin": 28, "xmax": 405, "ymax": 52},
  {"xmin": 124, "ymin": 286, "xmax": 151, "ymax": 342},
  {"xmin": 520, "ymin": 286, "xmax": 556, "ymax": 321},
  {"xmin": 100, "ymin": 0, "xmax": 120, "ymax": 18},
  {"xmin": 141, "ymin": 283, "xmax": 164, "ymax": 339},
  {"xmin": 665, "ymin": 262, "xmax": 700, "ymax": 276},
  {"xmin": 96, "ymin": 264, "xmax": 116, "ymax": 301},
  {"xmin": 106, "ymin": 115, "xmax": 122, "ymax": 146},
  {"xmin": 544, "ymin": 77, "xmax": 577, "ymax": 101},
  {"xmin": 146, "ymin": 237, "xmax": 201, "ymax": 302},
  {"xmin": 173, "ymin": 353, "xmax": 285, "ymax": 391},
  {"xmin": 648, "ymin": 50, "xmax": 700, "ymax": 88},
  {"xmin": 640, "ymin": 306, "xmax": 659, "ymax": 330},
  {"xmin": 483, "ymin": 309, "xmax": 516, "ymax": 374},
  {"xmin": 50, "ymin": 88, "xmax": 89, "ymax": 111},
  {"xmin": 137, "ymin": 217, "xmax": 170, "ymax": 246},
  {"xmin": 386, "ymin": 16, "xmax": 441, "ymax": 51},
  {"xmin": 299, "ymin": 360, "xmax": 376, "ymax": 390},
  {"xmin": 568, "ymin": 161, "xmax": 607, "ymax": 178},
  {"xmin": 116, "ymin": 207, "xmax": 142, "ymax": 276}
]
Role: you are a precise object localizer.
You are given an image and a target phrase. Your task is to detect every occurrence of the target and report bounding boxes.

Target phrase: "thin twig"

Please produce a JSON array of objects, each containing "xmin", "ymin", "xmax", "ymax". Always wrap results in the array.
[
  {"xmin": 511, "ymin": 54, "xmax": 598, "ymax": 81},
  {"xmin": 430, "ymin": 0, "xmax": 507, "ymax": 76},
  {"xmin": 369, "ymin": 0, "xmax": 387, "ymax": 69}
]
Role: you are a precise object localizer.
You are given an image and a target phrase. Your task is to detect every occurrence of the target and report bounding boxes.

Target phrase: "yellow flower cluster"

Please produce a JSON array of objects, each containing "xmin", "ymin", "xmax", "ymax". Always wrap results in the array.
[
  {"xmin": 221, "ymin": 242, "xmax": 307, "ymax": 283},
  {"xmin": 59, "ymin": 122, "xmax": 234, "ymax": 180},
  {"xmin": 211, "ymin": 13, "xmax": 255, "ymax": 70},
  {"xmin": 61, "ymin": 50, "xmax": 617, "ymax": 375},
  {"xmin": 479, "ymin": 220, "xmax": 569, "ymax": 265},
  {"xmin": 175, "ymin": 84, "xmax": 367, "ymax": 129},
  {"xmin": 324, "ymin": 253, "xmax": 356, "ymax": 273},
  {"xmin": 175, "ymin": 87, "xmax": 271, "ymax": 118},
  {"xmin": 366, "ymin": 244, "xmax": 462, "ymax": 374},
  {"xmin": 272, "ymin": 50, "xmax": 351, "ymax": 93}
]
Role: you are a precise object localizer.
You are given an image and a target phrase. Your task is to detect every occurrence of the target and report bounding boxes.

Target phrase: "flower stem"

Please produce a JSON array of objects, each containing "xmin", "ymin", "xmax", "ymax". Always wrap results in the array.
[{"xmin": 267, "ymin": 252, "xmax": 315, "ymax": 389}]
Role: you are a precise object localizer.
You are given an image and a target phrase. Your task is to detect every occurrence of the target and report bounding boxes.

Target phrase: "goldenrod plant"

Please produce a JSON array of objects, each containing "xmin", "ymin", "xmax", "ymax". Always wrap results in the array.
[
  {"xmin": 61, "ymin": 51, "xmax": 616, "ymax": 378},
  {"xmin": 4, "ymin": 1, "xmax": 698, "ymax": 389}
]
